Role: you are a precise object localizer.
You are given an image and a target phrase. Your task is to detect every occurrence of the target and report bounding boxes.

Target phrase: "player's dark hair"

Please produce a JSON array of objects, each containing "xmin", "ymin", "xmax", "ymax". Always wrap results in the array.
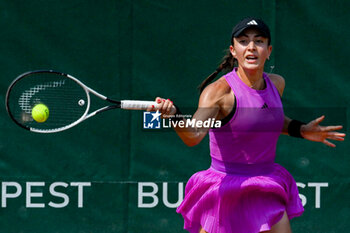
[{"xmin": 198, "ymin": 50, "xmax": 237, "ymax": 93}]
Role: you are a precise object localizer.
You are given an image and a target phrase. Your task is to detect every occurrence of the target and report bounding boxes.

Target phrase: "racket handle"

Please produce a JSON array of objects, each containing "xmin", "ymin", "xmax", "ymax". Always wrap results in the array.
[{"xmin": 120, "ymin": 100, "xmax": 157, "ymax": 110}]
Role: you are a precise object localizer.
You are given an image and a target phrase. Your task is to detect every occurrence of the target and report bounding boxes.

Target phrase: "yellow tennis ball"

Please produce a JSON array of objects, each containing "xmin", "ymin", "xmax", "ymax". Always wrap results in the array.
[{"xmin": 31, "ymin": 104, "xmax": 49, "ymax": 123}]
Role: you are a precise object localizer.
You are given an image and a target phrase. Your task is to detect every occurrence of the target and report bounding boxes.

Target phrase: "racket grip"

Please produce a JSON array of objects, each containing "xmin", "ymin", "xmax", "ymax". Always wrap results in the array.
[{"xmin": 121, "ymin": 100, "xmax": 157, "ymax": 110}]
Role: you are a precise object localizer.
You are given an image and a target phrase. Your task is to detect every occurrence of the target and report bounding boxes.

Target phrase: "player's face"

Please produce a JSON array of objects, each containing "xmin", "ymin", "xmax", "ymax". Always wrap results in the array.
[{"xmin": 230, "ymin": 28, "xmax": 272, "ymax": 71}]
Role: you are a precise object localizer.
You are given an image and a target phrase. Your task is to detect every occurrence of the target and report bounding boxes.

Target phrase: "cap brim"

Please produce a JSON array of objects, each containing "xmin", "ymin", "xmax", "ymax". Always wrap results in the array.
[{"xmin": 233, "ymin": 25, "xmax": 268, "ymax": 38}]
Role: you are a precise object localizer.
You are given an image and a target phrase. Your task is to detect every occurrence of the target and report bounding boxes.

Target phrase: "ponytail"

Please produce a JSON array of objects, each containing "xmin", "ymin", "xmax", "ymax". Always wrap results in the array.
[{"xmin": 198, "ymin": 50, "xmax": 237, "ymax": 93}]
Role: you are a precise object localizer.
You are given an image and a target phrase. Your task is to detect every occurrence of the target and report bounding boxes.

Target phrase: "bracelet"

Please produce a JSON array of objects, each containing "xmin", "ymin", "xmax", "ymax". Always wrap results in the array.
[{"xmin": 288, "ymin": 120, "xmax": 306, "ymax": 138}]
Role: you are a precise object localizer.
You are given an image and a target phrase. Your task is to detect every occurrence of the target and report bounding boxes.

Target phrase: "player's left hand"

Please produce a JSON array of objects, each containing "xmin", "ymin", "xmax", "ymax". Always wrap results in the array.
[{"xmin": 300, "ymin": 115, "xmax": 346, "ymax": 147}]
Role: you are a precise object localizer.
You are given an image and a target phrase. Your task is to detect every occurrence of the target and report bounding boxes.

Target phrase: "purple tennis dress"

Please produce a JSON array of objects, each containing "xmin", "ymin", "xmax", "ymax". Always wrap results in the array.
[{"xmin": 176, "ymin": 68, "xmax": 304, "ymax": 233}]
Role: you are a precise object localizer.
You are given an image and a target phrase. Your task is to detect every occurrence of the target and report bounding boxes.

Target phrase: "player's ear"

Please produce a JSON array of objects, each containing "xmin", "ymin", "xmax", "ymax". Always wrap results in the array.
[
  {"xmin": 230, "ymin": 45, "xmax": 236, "ymax": 58},
  {"xmin": 267, "ymin": 45, "xmax": 272, "ymax": 59}
]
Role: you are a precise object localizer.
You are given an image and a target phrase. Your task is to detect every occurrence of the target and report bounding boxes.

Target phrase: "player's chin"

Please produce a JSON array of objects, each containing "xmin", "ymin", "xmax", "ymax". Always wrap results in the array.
[{"xmin": 243, "ymin": 61, "xmax": 263, "ymax": 70}]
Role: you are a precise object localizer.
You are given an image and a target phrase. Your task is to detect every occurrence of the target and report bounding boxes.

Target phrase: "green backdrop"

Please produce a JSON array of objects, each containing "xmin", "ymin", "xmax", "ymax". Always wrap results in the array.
[{"xmin": 0, "ymin": 0, "xmax": 349, "ymax": 232}]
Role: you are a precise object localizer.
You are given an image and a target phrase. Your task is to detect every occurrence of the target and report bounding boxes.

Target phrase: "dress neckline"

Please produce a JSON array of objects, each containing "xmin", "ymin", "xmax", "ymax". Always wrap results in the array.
[{"xmin": 232, "ymin": 68, "xmax": 269, "ymax": 94}]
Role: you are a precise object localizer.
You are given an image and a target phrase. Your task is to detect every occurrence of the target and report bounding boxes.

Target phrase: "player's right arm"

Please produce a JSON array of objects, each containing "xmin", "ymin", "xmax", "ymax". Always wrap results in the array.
[
  {"xmin": 151, "ymin": 78, "xmax": 230, "ymax": 147},
  {"xmin": 173, "ymin": 83, "xmax": 221, "ymax": 146}
]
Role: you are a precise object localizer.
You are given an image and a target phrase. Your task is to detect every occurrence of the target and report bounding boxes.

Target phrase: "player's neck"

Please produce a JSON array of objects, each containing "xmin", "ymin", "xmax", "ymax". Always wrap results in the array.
[{"xmin": 237, "ymin": 67, "xmax": 265, "ymax": 90}]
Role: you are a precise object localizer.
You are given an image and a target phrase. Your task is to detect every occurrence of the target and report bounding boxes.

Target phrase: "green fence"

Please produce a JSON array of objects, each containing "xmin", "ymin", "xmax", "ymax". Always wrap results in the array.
[{"xmin": 0, "ymin": 1, "xmax": 349, "ymax": 232}]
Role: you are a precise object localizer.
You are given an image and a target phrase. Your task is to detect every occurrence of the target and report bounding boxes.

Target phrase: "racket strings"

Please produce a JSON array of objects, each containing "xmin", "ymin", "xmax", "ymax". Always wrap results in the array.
[
  {"xmin": 18, "ymin": 80, "xmax": 66, "ymax": 113},
  {"xmin": 8, "ymin": 72, "xmax": 89, "ymax": 131}
]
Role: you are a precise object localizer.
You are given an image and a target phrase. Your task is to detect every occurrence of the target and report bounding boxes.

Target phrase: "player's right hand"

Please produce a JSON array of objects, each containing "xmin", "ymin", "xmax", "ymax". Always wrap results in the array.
[{"xmin": 147, "ymin": 97, "xmax": 176, "ymax": 118}]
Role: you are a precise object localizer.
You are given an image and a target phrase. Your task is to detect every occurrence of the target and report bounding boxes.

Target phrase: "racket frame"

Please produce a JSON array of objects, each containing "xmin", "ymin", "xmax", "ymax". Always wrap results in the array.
[{"xmin": 6, "ymin": 70, "xmax": 155, "ymax": 133}]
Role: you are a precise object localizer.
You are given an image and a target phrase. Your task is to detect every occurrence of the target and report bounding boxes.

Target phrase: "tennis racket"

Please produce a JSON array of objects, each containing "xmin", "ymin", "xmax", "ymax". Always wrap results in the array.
[{"xmin": 6, "ymin": 70, "xmax": 157, "ymax": 133}]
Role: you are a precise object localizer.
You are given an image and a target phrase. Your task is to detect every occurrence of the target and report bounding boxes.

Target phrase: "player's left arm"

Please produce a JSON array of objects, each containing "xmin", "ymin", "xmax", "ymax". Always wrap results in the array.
[
  {"xmin": 268, "ymin": 73, "xmax": 289, "ymax": 135},
  {"xmin": 269, "ymin": 73, "xmax": 345, "ymax": 147}
]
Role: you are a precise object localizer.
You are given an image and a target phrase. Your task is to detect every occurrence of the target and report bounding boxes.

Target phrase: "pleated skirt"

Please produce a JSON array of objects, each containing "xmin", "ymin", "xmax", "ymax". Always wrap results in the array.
[{"xmin": 176, "ymin": 159, "xmax": 304, "ymax": 233}]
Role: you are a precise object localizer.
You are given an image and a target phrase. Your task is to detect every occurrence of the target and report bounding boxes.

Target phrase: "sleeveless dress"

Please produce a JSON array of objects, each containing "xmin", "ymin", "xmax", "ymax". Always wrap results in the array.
[{"xmin": 176, "ymin": 68, "xmax": 304, "ymax": 233}]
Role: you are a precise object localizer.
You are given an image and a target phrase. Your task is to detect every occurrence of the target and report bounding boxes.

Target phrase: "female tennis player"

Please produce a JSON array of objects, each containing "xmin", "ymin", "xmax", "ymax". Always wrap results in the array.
[{"xmin": 149, "ymin": 17, "xmax": 345, "ymax": 233}]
